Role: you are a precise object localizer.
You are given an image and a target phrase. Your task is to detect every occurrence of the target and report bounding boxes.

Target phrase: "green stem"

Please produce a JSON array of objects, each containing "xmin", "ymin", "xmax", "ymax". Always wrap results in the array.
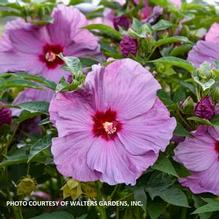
[
  {"xmin": 180, "ymin": 208, "xmax": 187, "ymax": 219},
  {"xmin": 110, "ymin": 185, "xmax": 120, "ymax": 200},
  {"xmin": 12, "ymin": 206, "xmax": 23, "ymax": 219},
  {"xmin": 8, "ymin": 192, "xmax": 23, "ymax": 219},
  {"xmin": 95, "ymin": 182, "xmax": 107, "ymax": 219}
]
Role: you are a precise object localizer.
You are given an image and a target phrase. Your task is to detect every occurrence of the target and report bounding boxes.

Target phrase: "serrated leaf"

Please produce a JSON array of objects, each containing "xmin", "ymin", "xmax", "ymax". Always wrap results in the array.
[
  {"xmin": 85, "ymin": 24, "xmax": 122, "ymax": 40},
  {"xmin": 0, "ymin": 73, "xmax": 56, "ymax": 90},
  {"xmin": 133, "ymin": 186, "xmax": 147, "ymax": 212},
  {"xmin": 155, "ymin": 36, "xmax": 192, "ymax": 48},
  {"xmin": 0, "ymin": 79, "xmax": 42, "ymax": 90},
  {"xmin": 61, "ymin": 56, "xmax": 82, "ymax": 74},
  {"xmin": 0, "ymin": 148, "xmax": 28, "ymax": 167},
  {"xmin": 174, "ymin": 123, "xmax": 190, "ymax": 137},
  {"xmin": 211, "ymin": 115, "xmax": 219, "ymax": 128},
  {"xmin": 152, "ymin": 154, "xmax": 179, "ymax": 177},
  {"xmin": 147, "ymin": 200, "xmax": 166, "ymax": 219},
  {"xmin": 145, "ymin": 172, "xmax": 189, "ymax": 207},
  {"xmin": 28, "ymin": 136, "xmax": 51, "ymax": 163},
  {"xmin": 150, "ymin": 56, "xmax": 195, "ymax": 73},
  {"xmin": 152, "ymin": 19, "xmax": 173, "ymax": 31},
  {"xmin": 187, "ymin": 116, "xmax": 212, "ymax": 126},
  {"xmin": 192, "ymin": 202, "xmax": 219, "ymax": 214},
  {"xmin": 16, "ymin": 101, "xmax": 49, "ymax": 114}
]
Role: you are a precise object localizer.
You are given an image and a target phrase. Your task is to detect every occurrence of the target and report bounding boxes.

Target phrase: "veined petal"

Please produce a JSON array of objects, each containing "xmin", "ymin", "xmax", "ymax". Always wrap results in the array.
[{"xmin": 52, "ymin": 133, "xmax": 99, "ymax": 181}]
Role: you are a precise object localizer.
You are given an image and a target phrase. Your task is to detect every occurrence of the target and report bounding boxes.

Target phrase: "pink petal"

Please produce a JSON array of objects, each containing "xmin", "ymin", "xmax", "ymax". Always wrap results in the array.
[
  {"xmin": 87, "ymin": 138, "xmax": 158, "ymax": 185},
  {"xmin": 87, "ymin": 58, "xmax": 161, "ymax": 119},
  {"xmin": 49, "ymin": 92, "xmax": 94, "ymax": 137},
  {"xmin": 174, "ymin": 127, "xmax": 218, "ymax": 172},
  {"xmin": 205, "ymin": 23, "xmax": 219, "ymax": 42},
  {"xmin": 208, "ymin": 126, "xmax": 219, "ymax": 141},
  {"xmin": 188, "ymin": 41, "xmax": 219, "ymax": 67},
  {"xmin": 7, "ymin": 22, "xmax": 45, "ymax": 54},
  {"xmin": 52, "ymin": 133, "xmax": 99, "ymax": 181},
  {"xmin": 118, "ymin": 98, "xmax": 176, "ymax": 155},
  {"xmin": 180, "ymin": 161, "xmax": 219, "ymax": 195}
]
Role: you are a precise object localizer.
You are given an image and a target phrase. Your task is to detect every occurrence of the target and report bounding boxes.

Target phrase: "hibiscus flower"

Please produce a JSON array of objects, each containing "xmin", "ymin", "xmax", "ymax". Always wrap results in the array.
[
  {"xmin": 49, "ymin": 58, "xmax": 176, "ymax": 185},
  {"xmin": 174, "ymin": 126, "xmax": 219, "ymax": 195},
  {"xmin": 188, "ymin": 23, "xmax": 219, "ymax": 67},
  {"xmin": 0, "ymin": 4, "xmax": 100, "ymax": 105}
]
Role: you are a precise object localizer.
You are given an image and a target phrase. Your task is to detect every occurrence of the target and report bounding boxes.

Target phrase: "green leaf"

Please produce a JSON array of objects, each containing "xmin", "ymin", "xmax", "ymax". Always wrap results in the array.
[
  {"xmin": 174, "ymin": 123, "xmax": 190, "ymax": 137},
  {"xmin": 211, "ymin": 114, "xmax": 219, "ymax": 128},
  {"xmin": 0, "ymin": 73, "xmax": 56, "ymax": 90},
  {"xmin": 155, "ymin": 36, "xmax": 192, "ymax": 48},
  {"xmin": 150, "ymin": 56, "xmax": 195, "ymax": 73},
  {"xmin": 28, "ymin": 136, "xmax": 51, "ymax": 163},
  {"xmin": 152, "ymin": 19, "xmax": 173, "ymax": 31},
  {"xmin": 0, "ymin": 148, "xmax": 28, "ymax": 167},
  {"xmin": 30, "ymin": 211, "xmax": 74, "ymax": 219},
  {"xmin": 16, "ymin": 111, "xmax": 41, "ymax": 124},
  {"xmin": 85, "ymin": 24, "xmax": 122, "ymax": 40},
  {"xmin": 170, "ymin": 44, "xmax": 193, "ymax": 57},
  {"xmin": 133, "ymin": 186, "xmax": 147, "ymax": 212},
  {"xmin": 15, "ymin": 73, "xmax": 56, "ymax": 90},
  {"xmin": 150, "ymin": 0, "xmax": 169, "ymax": 8},
  {"xmin": 193, "ymin": 77, "xmax": 215, "ymax": 91},
  {"xmin": 187, "ymin": 116, "xmax": 212, "ymax": 126},
  {"xmin": 192, "ymin": 196, "xmax": 213, "ymax": 219},
  {"xmin": 129, "ymin": 18, "xmax": 152, "ymax": 38},
  {"xmin": 0, "ymin": 79, "xmax": 42, "ymax": 90},
  {"xmin": 145, "ymin": 173, "xmax": 189, "ymax": 207},
  {"xmin": 16, "ymin": 101, "xmax": 49, "ymax": 114},
  {"xmin": 193, "ymin": 202, "xmax": 219, "ymax": 214},
  {"xmin": 60, "ymin": 56, "xmax": 82, "ymax": 74},
  {"xmin": 100, "ymin": 0, "xmax": 123, "ymax": 10},
  {"xmin": 147, "ymin": 200, "xmax": 166, "ymax": 219},
  {"xmin": 157, "ymin": 90, "xmax": 176, "ymax": 111},
  {"xmin": 152, "ymin": 154, "xmax": 179, "ymax": 177}
]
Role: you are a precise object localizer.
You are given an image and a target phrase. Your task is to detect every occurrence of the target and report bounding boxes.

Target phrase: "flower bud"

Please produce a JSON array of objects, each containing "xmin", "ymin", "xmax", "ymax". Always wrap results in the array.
[
  {"xmin": 0, "ymin": 103, "xmax": 12, "ymax": 127},
  {"xmin": 194, "ymin": 96, "xmax": 215, "ymax": 120},
  {"xmin": 81, "ymin": 183, "xmax": 97, "ymax": 199},
  {"xmin": 120, "ymin": 35, "xmax": 138, "ymax": 57},
  {"xmin": 113, "ymin": 15, "xmax": 131, "ymax": 31},
  {"xmin": 61, "ymin": 179, "xmax": 82, "ymax": 200},
  {"xmin": 17, "ymin": 176, "xmax": 37, "ymax": 196}
]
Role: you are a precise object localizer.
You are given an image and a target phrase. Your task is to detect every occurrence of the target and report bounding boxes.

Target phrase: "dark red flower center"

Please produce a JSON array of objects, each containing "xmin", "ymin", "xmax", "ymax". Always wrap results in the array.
[
  {"xmin": 39, "ymin": 44, "xmax": 64, "ymax": 69},
  {"xmin": 92, "ymin": 109, "xmax": 122, "ymax": 141},
  {"xmin": 215, "ymin": 141, "xmax": 219, "ymax": 154}
]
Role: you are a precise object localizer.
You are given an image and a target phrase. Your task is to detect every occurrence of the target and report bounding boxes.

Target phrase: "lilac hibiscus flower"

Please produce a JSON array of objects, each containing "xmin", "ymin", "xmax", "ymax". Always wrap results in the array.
[
  {"xmin": 174, "ymin": 126, "xmax": 219, "ymax": 195},
  {"xmin": 188, "ymin": 23, "xmax": 219, "ymax": 67},
  {"xmin": 0, "ymin": 4, "xmax": 100, "ymax": 105},
  {"xmin": 49, "ymin": 59, "xmax": 176, "ymax": 185}
]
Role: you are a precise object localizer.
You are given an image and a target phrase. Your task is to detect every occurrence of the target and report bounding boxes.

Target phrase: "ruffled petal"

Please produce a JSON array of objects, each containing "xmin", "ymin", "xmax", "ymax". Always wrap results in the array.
[
  {"xmin": 52, "ymin": 132, "xmax": 99, "ymax": 181},
  {"xmin": 117, "ymin": 98, "xmax": 176, "ymax": 155},
  {"xmin": 174, "ymin": 126, "xmax": 218, "ymax": 172},
  {"xmin": 48, "ymin": 4, "xmax": 99, "ymax": 55},
  {"xmin": 188, "ymin": 41, "xmax": 219, "ymax": 67},
  {"xmin": 205, "ymin": 23, "xmax": 219, "ymax": 42},
  {"xmin": 207, "ymin": 126, "xmax": 219, "ymax": 141},
  {"xmin": 49, "ymin": 92, "xmax": 94, "ymax": 137},
  {"xmin": 179, "ymin": 161, "xmax": 219, "ymax": 195},
  {"xmin": 87, "ymin": 58, "xmax": 161, "ymax": 119},
  {"xmin": 87, "ymin": 138, "xmax": 158, "ymax": 185},
  {"xmin": 6, "ymin": 21, "xmax": 45, "ymax": 54}
]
